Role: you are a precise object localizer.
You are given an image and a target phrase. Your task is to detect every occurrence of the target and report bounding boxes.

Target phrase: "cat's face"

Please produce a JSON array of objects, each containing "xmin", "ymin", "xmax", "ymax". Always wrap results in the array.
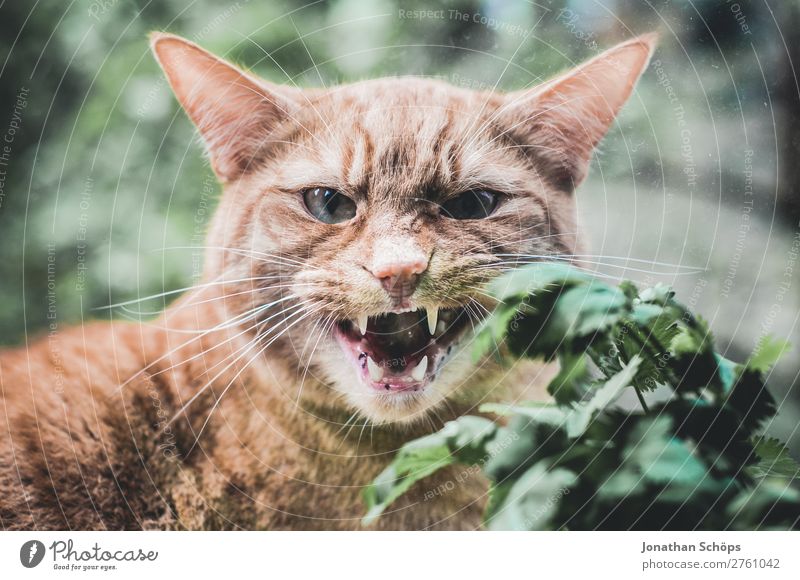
[
  {"xmin": 151, "ymin": 33, "xmax": 655, "ymax": 424},
  {"xmin": 241, "ymin": 79, "xmax": 578, "ymax": 424}
]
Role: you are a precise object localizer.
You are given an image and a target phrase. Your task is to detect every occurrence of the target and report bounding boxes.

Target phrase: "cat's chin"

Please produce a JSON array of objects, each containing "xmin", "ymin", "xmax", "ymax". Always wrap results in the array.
[{"xmin": 331, "ymin": 307, "xmax": 470, "ymax": 414}]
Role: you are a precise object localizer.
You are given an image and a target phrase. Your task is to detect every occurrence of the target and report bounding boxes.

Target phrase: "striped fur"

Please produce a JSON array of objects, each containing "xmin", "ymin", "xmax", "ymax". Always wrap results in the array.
[{"xmin": 0, "ymin": 33, "xmax": 655, "ymax": 529}]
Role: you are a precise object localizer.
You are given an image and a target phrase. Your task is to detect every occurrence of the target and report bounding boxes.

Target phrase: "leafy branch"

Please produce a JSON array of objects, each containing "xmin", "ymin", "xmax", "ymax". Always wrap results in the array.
[{"xmin": 362, "ymin": 263, "xmax": 800, "ymax": 530}]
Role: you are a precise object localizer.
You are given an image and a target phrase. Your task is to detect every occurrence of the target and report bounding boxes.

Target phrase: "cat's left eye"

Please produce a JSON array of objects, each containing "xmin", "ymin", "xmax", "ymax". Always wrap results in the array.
[
  {"xmin": 302, "ymin": 187, "xmax": 357, "ymax": 224},
  {"xmin": 441, "ymin": 189, "xmax": 500, "ymax": 220}
]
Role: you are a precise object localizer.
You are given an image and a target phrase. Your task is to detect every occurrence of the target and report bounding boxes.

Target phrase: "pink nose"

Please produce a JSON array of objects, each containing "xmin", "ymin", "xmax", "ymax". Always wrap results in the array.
[{"xmin": 370, "ymin": 259, "xmax": 427, "ymax": 304}]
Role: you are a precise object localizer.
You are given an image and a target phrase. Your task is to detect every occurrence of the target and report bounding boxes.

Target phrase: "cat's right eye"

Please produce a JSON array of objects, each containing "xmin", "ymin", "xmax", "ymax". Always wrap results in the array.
[{"xmin": 302, "ymin": 187, "xmax": 357, "ymax": 224}]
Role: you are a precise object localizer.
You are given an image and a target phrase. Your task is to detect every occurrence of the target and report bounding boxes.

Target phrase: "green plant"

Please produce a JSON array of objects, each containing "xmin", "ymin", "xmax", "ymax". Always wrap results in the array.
[{"xmin": 362, "ymin": 263, "xmax": 800, "ymax": 530}]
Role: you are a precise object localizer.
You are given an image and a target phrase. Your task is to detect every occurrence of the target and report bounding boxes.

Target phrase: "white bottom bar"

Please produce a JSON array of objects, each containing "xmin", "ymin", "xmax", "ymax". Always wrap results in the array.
[{"xmin": 1, "ymin": 531, "xmax": 797, "ymax": 579}]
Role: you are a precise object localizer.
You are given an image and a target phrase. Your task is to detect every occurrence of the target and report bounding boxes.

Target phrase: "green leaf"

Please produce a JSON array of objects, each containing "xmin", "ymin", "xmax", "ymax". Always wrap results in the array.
[
  {"xmin": 629, "ymin": 303, "xmax": 666, "ymax": 326},
  {"xmin": 638, "ymin": 283, "xmax": 675, "ymax": 305},
  {"xmin": 479, "ymin": 401, "xmax": 564, "ymax": 424},
  {"xmin": 547, "ymin": 353, "xmax": 590, "ymax": 404},
  {"xmin": 619, "ymin": 280, "xmax": 640, "ymax": 301},
  {"xmin": 747, "ymin": 336, "xmax": 791, "ymax": 374},
  {"xmin": 471, "ymin": 303, "xmax": 518, "ymax": 362},
  {"xmin": 362, "ymin": 436, "xmax": 453, "ymax": 525},
  {"xmin": 611, "ymin": 312, "xmax": 679, "ymax": 392},
  {"xmin": 748, "ymin": 436, "xmax": 800, "ymax": 480},
  {"xmin": 485, "ymin": 462, "xmax": 576, "ymax": 530},
  {"xmin": 565, "ymin": 356, "xmax": 642, "ymax": 437},
  {"xmin": 445, "ymin": 415, "xmax": 504, "ymax": 465},
  {"xmin": 715, "ymin": 354, "xmax": 738, "ymax": 393},
  {"xmin": 482, "ymin": 418, "xmax": 550, "ymax": 483},
  {"xmin": 485, "ymin": 357, "xmax": 641, "ymax": 441},
  {"xmin": 558, "ymin": 284, "xmax": 630, "ymax": 337},
  {"xmin": 362, "ymin": 416, "xmax": 500, "ymax": 524},
  {"xmin": 670, "ymin": 314, "xmax": 713, "ymax": 358},
  {"xmin": 487, "ymin": 262, "xmax": 592, "ymax": 301},
  {"xmin": 724, "ymin": 367, "xmax": 777, "ymax": 431},
  {"xmin": 623, "ymin": 417, "xmax": 709, "ymax": 485},
  {"xmin": 503, "ymin": 281, "xmax": 632, "ymax": 360},
  {"xmin": 725, "ymin": 478, "xmax": 800, "ymax": 529}
]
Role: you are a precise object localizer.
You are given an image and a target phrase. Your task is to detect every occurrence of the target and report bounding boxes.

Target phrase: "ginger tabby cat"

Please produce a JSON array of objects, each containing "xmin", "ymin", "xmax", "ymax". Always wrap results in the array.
[{"xmin": 0, "ymin": 33, "xmax": 656, "ymax": 530}]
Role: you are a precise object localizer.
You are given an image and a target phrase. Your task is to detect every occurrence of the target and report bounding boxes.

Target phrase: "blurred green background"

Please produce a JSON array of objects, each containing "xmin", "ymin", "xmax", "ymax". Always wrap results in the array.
[{"xmin": 1, "ymin": 0, "xmax": 798, "ymax": 447}]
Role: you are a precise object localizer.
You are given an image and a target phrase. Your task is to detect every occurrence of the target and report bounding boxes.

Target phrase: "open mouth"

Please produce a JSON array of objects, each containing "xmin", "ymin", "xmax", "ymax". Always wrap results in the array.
[{"xmin": 333, "ymin": 307, "xmax": 470, "ymax": 393}]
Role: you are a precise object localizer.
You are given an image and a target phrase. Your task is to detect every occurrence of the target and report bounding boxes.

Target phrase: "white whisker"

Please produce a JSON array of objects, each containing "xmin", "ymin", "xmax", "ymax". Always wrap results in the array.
[
  {"xmin": 295, "ymin": 313, "xmax": 337, "ymax": 405},
  {"xmin": 182, "ymin": 305, "xmax": 323, "ymax": 454},
  {"xmin": 494, "ymin": 253, "xmax": 705, "ymax": 272},
  {"xmin": 95, "ymin": 274, "xmax": 290, "ymax": 310},
  {"xmin": 147, "ymin": 300, "xmax": 314, "ymax": 389},
  {"xmin": 165, "ymin": 301, "xmax": 316, "ymax": 430},
  {"xmin": 158, "ymin": 244, "xmax": 317, "ymax": 270},
  {"xmin": 113, "ymin": 295, "xmax": 304, "ymax": 394}
]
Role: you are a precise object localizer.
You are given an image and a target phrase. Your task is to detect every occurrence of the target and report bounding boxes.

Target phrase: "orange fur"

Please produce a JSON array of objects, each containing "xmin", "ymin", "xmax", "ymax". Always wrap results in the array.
[{"xmin": 0, "ymin": 33, "xmax": 655, "ymax": 529}]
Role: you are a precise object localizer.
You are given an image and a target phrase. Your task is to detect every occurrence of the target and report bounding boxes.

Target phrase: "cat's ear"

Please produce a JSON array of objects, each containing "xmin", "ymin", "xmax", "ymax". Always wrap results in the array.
[
  {"xmin": 503, "ymin": 33, "xmax": 657, "ymax": 192},
  {"xmin": 150, "ymin": 32, "xmax": 298, "ymax": 182}
]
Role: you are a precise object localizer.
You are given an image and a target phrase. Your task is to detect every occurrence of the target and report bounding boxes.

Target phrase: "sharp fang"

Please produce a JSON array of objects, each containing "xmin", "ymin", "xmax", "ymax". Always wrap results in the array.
[
  {"xmin": 357, "ymin": 314, "xmax": 368, "ymax": 335},
  {"xmin": 366, "ymin": 356, "xmax": 382, "ymax": 381},
  {"xmin": 426, "ymin": 307, "xmax": 438, "ymax": 335},
  {"xmin": 411, "ymin": 356, "xmax": 427, "ymax": 381}
]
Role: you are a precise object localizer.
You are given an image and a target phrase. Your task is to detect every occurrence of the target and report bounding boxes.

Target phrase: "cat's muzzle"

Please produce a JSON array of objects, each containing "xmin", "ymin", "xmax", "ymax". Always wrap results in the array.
[{"xmin": 333, "ymin": 307, "xmax": 469, "ymax": 393}]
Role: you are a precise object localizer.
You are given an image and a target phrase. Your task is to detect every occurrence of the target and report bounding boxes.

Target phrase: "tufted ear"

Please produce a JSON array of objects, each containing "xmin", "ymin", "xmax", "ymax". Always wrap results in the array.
[
  {"xmin": 150, "ymin": 32, "xmax": 299, "ymax": 182},
  {"xmin": 502, "ymin": 33, "xmax": 657, "ymax": 192}
]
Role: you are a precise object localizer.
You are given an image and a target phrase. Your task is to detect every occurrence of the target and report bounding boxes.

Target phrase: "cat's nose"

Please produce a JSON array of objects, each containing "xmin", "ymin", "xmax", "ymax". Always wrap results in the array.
[
  {"xmin": 367, "ymin": 232, "xmax": 430, "ymax": 307},
  {"xmin": 373, "ymin": 260, "xmax": 427, "ymax": 289},
  {"xmin": 371, "ymin": 258, "xmax": 428, "ymax": 280},
  {"xmin": 369, "ymin": 257, "xmax": 428, "ymax": 307}
]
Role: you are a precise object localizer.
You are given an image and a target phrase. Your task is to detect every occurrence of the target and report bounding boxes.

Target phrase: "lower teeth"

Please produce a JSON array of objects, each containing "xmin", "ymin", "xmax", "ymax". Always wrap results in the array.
[
  {"xmin": 365, "ymin": 354, "xmax": 428, "ymax": 383},
  {"xmin": 366, "ymin": 356, "xmax": 382, "ymax": 381},
  {"xmin": 410, "ymin": 356, "xmax": 427, "ymax": 381}
]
